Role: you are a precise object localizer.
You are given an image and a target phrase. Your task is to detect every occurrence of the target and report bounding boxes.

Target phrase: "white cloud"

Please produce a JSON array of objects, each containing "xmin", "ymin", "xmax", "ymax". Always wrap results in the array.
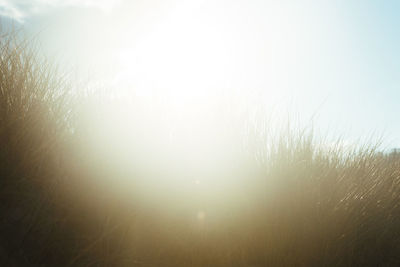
[
  {"xmin": 0, "ymin": 0, "xmax": 121, "ymax": 22},
  {"xmin": 0, "ymin": 1, "xmax": 25, "ymax": 22}
]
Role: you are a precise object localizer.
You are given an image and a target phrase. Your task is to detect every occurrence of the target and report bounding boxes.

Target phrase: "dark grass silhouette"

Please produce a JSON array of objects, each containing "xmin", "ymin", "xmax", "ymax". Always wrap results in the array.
[
  {"xmin": 1, "ymin": 28, "xmax": 400, "ymax": 266},
  {"xmin": 0, "ymin": 28, "xmax": 80, "ymax": 265}
]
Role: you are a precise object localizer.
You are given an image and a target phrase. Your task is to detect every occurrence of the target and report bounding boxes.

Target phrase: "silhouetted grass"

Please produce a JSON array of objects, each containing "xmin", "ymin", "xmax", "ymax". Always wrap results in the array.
[{"xmin": 1, "ymin": 28, "xmax": 400, "ymax": 267}]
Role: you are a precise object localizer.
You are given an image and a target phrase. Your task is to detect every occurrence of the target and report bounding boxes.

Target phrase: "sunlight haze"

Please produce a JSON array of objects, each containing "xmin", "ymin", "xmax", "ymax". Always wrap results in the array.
[
  {"xmin": 2, "ymin": 1, "xmax": 400, "ymax": 265},
  {"xmin": 2, "ymin": 0, "xmax": 399, "ymax": 148}
]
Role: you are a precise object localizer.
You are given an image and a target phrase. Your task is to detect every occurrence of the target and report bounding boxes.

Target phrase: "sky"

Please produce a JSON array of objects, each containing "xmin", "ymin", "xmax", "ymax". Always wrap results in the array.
[{"xmin": 1, "ymin": 0, "xmax": 400, "ymax": 149}]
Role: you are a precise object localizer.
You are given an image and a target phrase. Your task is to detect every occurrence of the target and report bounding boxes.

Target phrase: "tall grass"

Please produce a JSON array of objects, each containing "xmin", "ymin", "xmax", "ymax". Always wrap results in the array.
[
  {"xmin": 1, "ymin": 28, "xmax": 400, "ymax": 266},
  {"xmin": 0, "ymin": 28, "xmax": 79, "ymax": 265}
]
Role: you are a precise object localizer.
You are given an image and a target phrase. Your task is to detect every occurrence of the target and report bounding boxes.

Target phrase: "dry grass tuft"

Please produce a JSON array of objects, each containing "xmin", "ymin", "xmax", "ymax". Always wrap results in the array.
[{"xmin": 1, "ymin": 28, "xmax": 400, "ymax": 267}]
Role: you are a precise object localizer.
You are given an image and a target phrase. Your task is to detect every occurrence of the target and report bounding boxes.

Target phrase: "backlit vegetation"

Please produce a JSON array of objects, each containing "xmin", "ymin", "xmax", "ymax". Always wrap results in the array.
[{"xmin": 1, "ymin": 28, "xmax": 400, "ymax": 266}]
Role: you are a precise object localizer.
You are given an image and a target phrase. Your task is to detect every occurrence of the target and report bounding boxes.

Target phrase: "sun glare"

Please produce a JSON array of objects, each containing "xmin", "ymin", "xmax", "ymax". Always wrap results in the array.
[
  {"xmin": 70, "ymin": 0, "xmax": 301, "ymax": 210},
  {"xmin": 5, "ymin": 1, "xmax": 400, "ymax": 265}
]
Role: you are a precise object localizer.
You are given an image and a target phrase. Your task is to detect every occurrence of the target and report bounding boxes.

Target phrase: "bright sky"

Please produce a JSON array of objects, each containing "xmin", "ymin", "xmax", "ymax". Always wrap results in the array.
[{"xmin": 2, "ymin": 0, "xmax": 400, "ymax": 149}]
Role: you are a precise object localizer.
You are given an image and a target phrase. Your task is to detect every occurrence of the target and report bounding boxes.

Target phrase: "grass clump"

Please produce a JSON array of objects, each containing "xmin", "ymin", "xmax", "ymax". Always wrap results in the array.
[
  {"xmin": 1, "ymin": 28, "xmax": 400, "ymax": 267},
  {"xmin": 0, "ymin": 28, "xmax": 80, "ymax": 265}
]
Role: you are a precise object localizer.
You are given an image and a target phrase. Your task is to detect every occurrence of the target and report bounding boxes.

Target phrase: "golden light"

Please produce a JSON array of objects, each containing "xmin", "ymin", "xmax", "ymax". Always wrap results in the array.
[{"xmin": 66, "ymin": 0, "xmax": 305, "ymax": 222}]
